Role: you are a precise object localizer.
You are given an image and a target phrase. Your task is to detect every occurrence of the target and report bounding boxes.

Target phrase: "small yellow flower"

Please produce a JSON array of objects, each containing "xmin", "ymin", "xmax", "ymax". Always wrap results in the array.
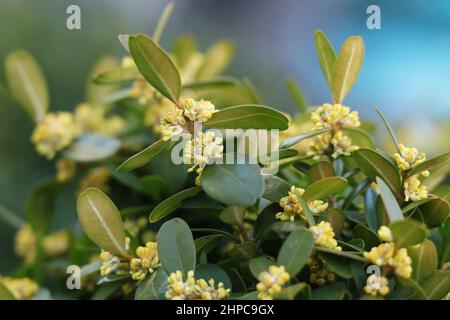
[
  {"xmin": 160, "ymin": 107, "xmax": 187, "ymax": 141},
  {"xmin": 364, "ymin": 274, "xmax": 390, "ymax": 297},
  {"xmin": 42, "ymin": 230, "xmax": 70, "ymax": 257},
  {"xmin": 393, "ymin": 144, "xmax": 426, "ymax": 171},
  {"xmin": 130, "ymin": 80, "xmax": 155, "ymax": 106},
  {"xmin": 256, "ymin": 265, "xmax": 290, "ymax": 300},
  {"xmin": 182, "ymin": 98, "xmax": 216, "ymax": 122},
  {"xmin": 14, "ymin": 225, "xmax": 36, "ymax": 264},
  {"xmin": 310, "ymin": 103, "xmax": 360, "ymax": 130},
  {"xmin": 165, "ymin": 270, "xmax": 230, "ymax": 300},
  {"xmin": 74, "ymin": 103, "xmax": 125, "ymax": 137},
  {"xmin": 99, "ymin": 250, "xmax": 120, "ymax": 276},
  {"xmin": 309, "ymin": 221, "xmax": 342, "ymax": 251},
  {"xmin": 0, "ymin": 277, "xmax": 38, "ymax": 300},
  {"xmin": 377, "ymin": 226, "xmax": 393, "ymax": 242},
  {"xmin": 364, "ymin": 242, "xmax": 395, "ymax": 266},
  {"xmin": 56, "ymin": 159, "xmax": 76, "ymax": 182},
  {"xmin": 144, "ymin": 98, "xmax": 173, "ymax": 133},
  {"xmin": 330, "ymin": 131, "xmax": 359, "ymax": 158},
  {"xmin": 392, "ymin": 248, "xmax": 412, "ymax": 279},
  {"xmin": 31, "ymin": 112, "xmax": 80, "ymax": 159},
  {"xmin": 404, "ymin": 176, "xmax": 428, "ymax": 202},
  {"xmin": 130, "ymin": 242, "xmax": 160, "ymax": 281},
  {"xmin": 183, "ymin": 131, "xmax": 224, "ymax": 175}
]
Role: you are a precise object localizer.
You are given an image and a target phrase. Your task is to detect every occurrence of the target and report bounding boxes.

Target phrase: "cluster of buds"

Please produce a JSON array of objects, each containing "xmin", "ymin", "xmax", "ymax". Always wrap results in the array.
[
  {"xmin": 308, "ymin": 103, "xmax": 361, "ymax": 159},
  {"xmin": 276, "ymin": 186, "xmax": 328, "ymax": 222},
  {"xmin": 99, "ymin": 250, "xmax": 122, "ymax": 276},
  {"xmin": 306, "ymin": 257, "xmax": 335, "ymax": 286},
  {"xmin": 364, "ymin": 226, "xmax": 413, "ymax": 280},
  {"xmin": 256, "ymin": 265, "xmax": 290, "ymax": 300},
  {"xmin": 130, "ymin": 242, "xmax": 160, "ymax": 281},
  {"xmin": 364, "ymin": 274, "xmax": 390, "ymax": 297},
  {"xmin": 309, "ymin": 221, "xmax": 342, "ymax": 251},
  {"xmin": 393, "ymin": 144, "xmax": 429, "ymax": 202},
  {"xmin": 165, "ymin": 270, "xmax": 230, "ymax": 300},
  {"xmin": 0, "ymin": 277, "xmax": 38, "ymax": 300}
]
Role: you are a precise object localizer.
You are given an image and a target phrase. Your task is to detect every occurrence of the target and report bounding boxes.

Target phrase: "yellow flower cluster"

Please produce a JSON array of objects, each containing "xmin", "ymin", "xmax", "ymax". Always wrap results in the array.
[
  {"xmin": 364, "ymin": 274, "xmax": 390, "ymax": 297},
  {"xmin": 364, "ymin": 227, "xmax": 412, "ymax": 279},
  {"xmin": 130, "ymin": 242, "xmax": 160, "ymax": 281},
  {"xmin": 14, "ymin": 225, "xmax": 36, "ymax": 264},
  {"xmin": 309, "ymin": 221, "xmax": 342, "ymax": 251},
  {"xmin": 256, "ymin": 265, "xmax": 290, "ymax": 300},
  {"xmin": 144, "ymin": 98, "xmax": 173, "ymax": 133},
  {"xmin": 74, "ymin": 103, "xmax": 125, "ymax": 137},
  {"xmin": 42, "ymin": 230, "xmax": 70, "ymax": 257},
  {"xmin": 31, "ymin": 112, "xmax": 80, "ymax": 159},
  {"xmin": 183, "ymin": 131, "xmax": 224, "ymax": 178},
  {"xmin": 308, "ymin": 103, "xmax": 361, "ymax": 159},
  {"xmin": 276, "ymin": 186, "xmax": 328, "ymax": 222},
  {"xmin": 0, "ymin": 277, "xmax": 38, "ymax": 300},
  {"xmin": 99, "ymin": 250, "xmax": 121, "ymax": 276},
  {"xmin": 393, "ymin": 144, "xmax": 426, "ymax": 171},
  {"xmin": 160, "ymin": 98, "xmax": 216, "ymax": 141},
  {"xmin": 56, "ymin": 159, "xmax": 76, "ymax": 182},
  {"xmin": 403, "ymin": 176, "xmax": 428, "ymax": 202},
  {"xmin": 130, "ymin": 80, "xmax": 155, "ymax": 106},
  {"xmin": 165, "ymin": 270, "xmax": 230, "ymax": 300}
]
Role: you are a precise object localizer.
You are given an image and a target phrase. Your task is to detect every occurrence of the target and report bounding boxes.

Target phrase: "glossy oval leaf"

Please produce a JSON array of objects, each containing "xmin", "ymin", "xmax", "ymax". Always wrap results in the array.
[
  {"xmin": 309, "ymin": 161, "xmax": 334, "ymax": 181},
  {"xmin": 205, "ymin": 105, "xmax": 289, "ymax": 130},
  {"xmin": 149, "ymin": 187, "xmax": 201, "ymax": 223},
  {"xmin": 157, "ymin": 218, "xmax": 196, "ymax": 275},
  {"xmin": 135, "ymin": 269, "xmax": 168, "ymax": 300},
  {"xmin": 353, "ymin": 224, "xmax": 381, "ymax": 251},
  {"xmin": 421, "ymin": 271, "xmax": 450, "ymax": 300},
  {"xmin": 376, "ymin": 177, "xmax": 403, "ymax": 222},
  {"xmin": 331, "ymin": 35, "xmax": 364, "ymax": 103},
  {"xmin": 408, "ymin": 152, "xmax": 450, "ymax": 177},
  {"xmin": 277, "ymin": 228, "xmax": 314, "ymax": 276},
  {"xmin": 129, "ymin": 33, "xmax": 181, "ymax": 102},
  {"xmin": 413, "ymin": 197, "xmax": 449, "ymax": 228},
  {"xmin": 320, "ymin": 253, "xmax": 352, "ymax": 279},
  {"xmin": 262, "ymin": 175, "xmax": 291, "ymax": 202},
  {"xmin": 249, "ymin": 256, "xmax": 275, "ymax": 279},
  {"xmin": 5, "ymin": 50, "xmax": 49, "ymax": 121},
  {"xmin": 201, "ymin": 162, "xmax": 264, "ymax": 207},
  {"xmin": 312, "ymin": 282, "xmax": 346, "ymax": 300},
  {"xmin": 408, "ymin": 239, "xmax": 437, "ymax": 283},
  {"xmin": 341, "ymin": 128, "xmax": 374, "ymax": 149},
  {"xmin": 63, "ymin": 134, "xmax": 120, "ymax": 162},
  {"xmin": 303, "ymin": 176, "xmax": 348, "ymax": 202},
  {"xmin": 77, "ymin": 188, "xmax": 128, "ymax": 256},
  {"xmin": 352, "ymin": 148, "xmax": 401, "ymax": 195},
  {"xmin": 117, "ymin": 139, "xmax": 173, "ymax": 172},
  {"xmin": 219, "ymin": 206, "xmax": 246, "ymax": 225},
  {"xmin": 314, "ymin": 30, "xmax": 336, "ymax": 89},
  {"xmin": 195, "ymin": 263, "xmax": 232, "ymax": 290},
  {"xmin": 389, "ymin": 219, "xmax": 426, "ymax": 247}
]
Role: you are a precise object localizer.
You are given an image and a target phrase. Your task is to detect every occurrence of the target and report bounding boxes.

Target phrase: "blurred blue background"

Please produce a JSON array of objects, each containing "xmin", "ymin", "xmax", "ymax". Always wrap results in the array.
[{"xmin": 0, "ymin": 0, "xmax": 449, "ymax": 272}]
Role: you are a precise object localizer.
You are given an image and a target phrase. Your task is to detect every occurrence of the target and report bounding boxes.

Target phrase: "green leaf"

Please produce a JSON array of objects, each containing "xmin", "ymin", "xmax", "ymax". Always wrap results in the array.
[
  {"xmin": 195, "ymin": 264, "xmax": 232, "ymax": 290},
  {"xmin": 364, "ymin": 188, "xmax": 379, "ymax": 231},
  {"xmin": 117, "ymin": 139, "xmax": 173, "ymax": 172},
  {"xmin": 408, "ymin": 152, "xmax": 450, "ymax": 177},
  {"xmin": 0, "ymin": 283, "xmax": 15, "ymax": 300},
  {"xmin": 320, "ymin": 253, "xmax": 352, "ymax": 279},
  {"xmin": 314, "ymin": 30, "xmax": 336, "ymax": 89},
  {"xmin": 274, "ymin": 282, "xmax": 308, "ymax": 300},
  {"xmin": 277, "ymin": 228, "xmax": 314, "ymax": 276},
  {"xmin": 201, "ymin": 162, "xmax": 264, "ymax": 207},
  {"xmin": 309, "ymin": 161, "xmax": 334, "ymax": 181},
  {"xmin": 421, "ymin": 271, "xmax": 450, "ymax": 300},
  {"xmin": 249, "ymin": 256, "xmax": 275, "ymax": 279},
  {"xmin": 194, "ymin": 234, "xmax": 223, "ymax": 255},
  {"xmin": 341, "ymin": 128, "xmax": 374, "ymax": 149},
  {"xmin": 139, "ymin": 175, "xmax": 166, "ymax": 199},
  {"xmin": 63, "ymin": 134, "xmax": 120, "ymax": 162},
  {"xmin": 205, "ymin": 105, "xmax": 289, "ymax": 130},
  {"xmin": 353, "ymin": 224, "xmax": 381, "ymax": 251},
  {"xmin": 408, "ymin": 239, "xmax": 437, "ymax": 283},
  {"xmin": 196, "ymin": 40, "xmax": 235, "ymax": 80},
  {"xmin": 279, "ymin": 128, "xmax": 329, "ymax": 149},
  {"xmin": 262, "ymin": 175, "xmax": 291, "ymax": 202},
  {"xmin": 149, "ymin": 187, "xmax": 201, "ymax": 223},
  {"xmin": 219, "ymin": 206, "xmax": 246, "ymax": 225},
  {"xmin": 331, "ymin": 35, "xmax": 364, "ymax": 103},
  {"xmin": 157, "ymin": 218, "xmax": 196, "ymax": 275},
  {"xmin": 135, "ymin": 269, "xmax": 168, "ymax": 300},
  {"xmin": 303, "ymin": 176, "xmax": 348, "ymax": 202},
  {"xmin": 183, "ymin": 77, "xmax": 240, "ymax": 90},
  {"xmin": 374, "ymin": 107, "xmax": 400, "ymax": 153},
  {"xmin": 352, "ymin": 148, "xmax": 402, "ymax": 195},
  {"xmin": 76, "ymin": 188, "xmax": 128, "ymax": 257},
  {"xmin": 285, "ymin": 77, "xmax": 308, "ymax": 113},
  {"xmin": 229, "ymin": 242, "xmax": 258, "ymax": 262},
  {"xmin": 129, "ymin": 33, "xmax": 181, "ymax": 102},
  {"xmin": 389, "ymin": 219, "xmax": 426, "ymax": 247},
  {"xmin": 413, "ymin": 197, "xmax": 449, "ymax": 228},
  {"xmin": 394, "ymin": 276, "xmax": 427, "ymax": 300},
  {"xmin": 152, "ymin": 2, "xmax": 175, "ymax": 43},
  {"xmin": 171, "ymin": 35, "xmax": 197, "ymax": 68},
  {"xmin": 326, "ymin": 208, "xmax": 345, "ymax": 236},
  {"xmin": 86, "ymin": 55, "xmax": 120, "ymax": 103},
  {"xmin": 93, "ymin": 67, "xmax": 142, "ymax": 84},
  {"xmin": 5, "ymin": 50, "xmax": 49, "ymax": 121},
  {"xmin": 312, "ymin": 282, "xmax": 346, "ymax": 300},
  {"xmin": 376, "ymin": 177, "xmax": 403, "ymax": 222}
]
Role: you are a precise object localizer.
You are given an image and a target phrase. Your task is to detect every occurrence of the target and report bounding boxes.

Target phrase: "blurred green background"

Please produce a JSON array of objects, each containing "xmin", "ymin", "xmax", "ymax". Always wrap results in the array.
[{"xmin": 0, "ymin": 0, "xmax": 449, "ymax": 272}]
